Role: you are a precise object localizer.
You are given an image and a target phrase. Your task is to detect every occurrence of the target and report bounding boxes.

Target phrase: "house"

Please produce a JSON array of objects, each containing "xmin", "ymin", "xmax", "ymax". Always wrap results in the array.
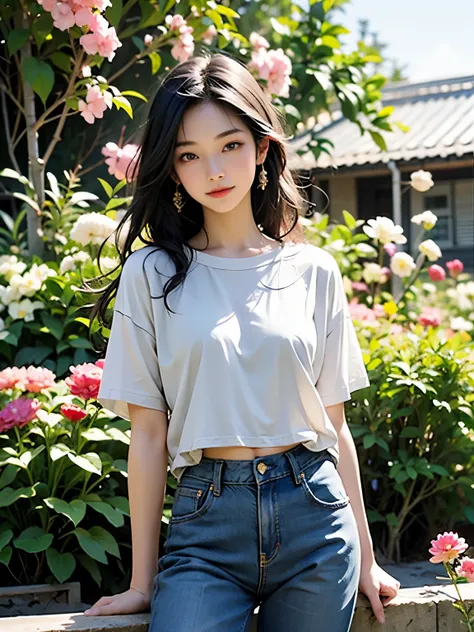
[{"xmin": 289, "ymin": 74, "xmax": 474, "ymax": 271}]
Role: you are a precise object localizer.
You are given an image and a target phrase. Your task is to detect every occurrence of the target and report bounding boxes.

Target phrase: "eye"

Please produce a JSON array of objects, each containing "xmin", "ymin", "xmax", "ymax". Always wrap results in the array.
[
  {"xmin": 178, "ymin": 141, "xmax": 242, "ymax": 163},
  {"xmin": 224, "ymin": 141, "xmax": 242, "ymax": 151},
  {"xmin": 179, "ymin": 152, "xmax": 197, "ymax": 163}
]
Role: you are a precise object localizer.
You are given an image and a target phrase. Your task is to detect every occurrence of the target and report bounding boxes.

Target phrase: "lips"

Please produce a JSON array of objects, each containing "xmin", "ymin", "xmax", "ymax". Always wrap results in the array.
[{"xmin": 206, "ymin": 187, "xmax": 234, "ymax": 198}]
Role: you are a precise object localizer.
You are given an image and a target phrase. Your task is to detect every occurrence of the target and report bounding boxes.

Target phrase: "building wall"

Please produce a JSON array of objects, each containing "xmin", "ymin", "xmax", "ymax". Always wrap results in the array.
[{"xmin": 327, "ymin": 176, "xmax": 358, "ymax": 222}]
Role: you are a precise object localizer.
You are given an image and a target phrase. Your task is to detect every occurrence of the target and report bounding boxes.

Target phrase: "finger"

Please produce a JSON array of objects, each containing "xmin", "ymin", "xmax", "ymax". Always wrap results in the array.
[
  {"xmin": 93, "ymin": 601, "xmax": 132, "ymax": 616},
  {"xmin": 368, "ymin": 593, "xmax": 386, "ymax": 624},
  {"xmin": 84, "ymin": 598, "xmax": 115, "ymax": 616}
]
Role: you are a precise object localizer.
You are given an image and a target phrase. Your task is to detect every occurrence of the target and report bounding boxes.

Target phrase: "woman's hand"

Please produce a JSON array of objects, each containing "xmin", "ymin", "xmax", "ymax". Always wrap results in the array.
[
  {"xmin": 358, "ymin": 561, "xmax": 401, "ymax": 624},
  {"xmin": 84, "ymin": 587, "xmax": 151, "ymax": 616}
]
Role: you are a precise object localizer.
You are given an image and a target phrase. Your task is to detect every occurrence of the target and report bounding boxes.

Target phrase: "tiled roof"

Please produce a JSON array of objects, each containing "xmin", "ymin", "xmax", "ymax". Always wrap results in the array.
[{"xmin": 288, "ymin": 74, "xmax": 474, "ymax": 171}]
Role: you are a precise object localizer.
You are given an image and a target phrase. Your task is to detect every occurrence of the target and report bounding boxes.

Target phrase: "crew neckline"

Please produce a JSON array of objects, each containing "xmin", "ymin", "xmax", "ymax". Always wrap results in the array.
[{"xmin": 188, "ymin": 242, "xmax": 306, "ymax": 270}]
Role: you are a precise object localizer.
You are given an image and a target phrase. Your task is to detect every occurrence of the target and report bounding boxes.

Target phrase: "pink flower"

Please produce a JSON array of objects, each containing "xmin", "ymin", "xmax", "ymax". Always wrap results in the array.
[
  {"xmin": 201, "ymin": 25, "xmax": 217, "ymax": 46},
  {"xmin": 0, "ymin": 397, "xmax": 41, "ymax": 432},
  {"xmin": 38, "ymin": 0, "xmax": 57, "ymax": 11},
  {"xmin": 429, "ymin": 531, "xmax": 468, "ymax": 564},
  {"xmin": 171, "ymin": 28, "xmax": 195, "ymax": 63},
  {"xmin": 419, "ymin": 307, "xmax": 442, "ymax": 328},
  {"xmin": 74, "ymin": 7, "xmax": 95, "ymax": 27},
  {"xmin": 101, "ymin": 142, "xmax": 139, "ymax": 181},
  {"xmin": 80, "ymin": 24, "xmax": 122, "ymax": 61},
  {"xmin": 144, "ymin": 33, "xmax": 153, "ymax": 46},
  {"xmin": 457, "ymin": 557, "xmax": 474, "ymax": 582},
  {"xmin": 384, "ymin": 243, "xmax": 397, "ymax": 257},
  {"xmin": 446, "ymin": 259, "xmax": 464, "ymax": 279},
  {"xmin": 61, "ymin": 403, "xmax": 88, "ymax": 422},
  {"xmin": 24, "ymin": 366, "xmax": 56, "ymax": 393},
  {"xmin": 351, "ymin": 281, "xmax": 370, "ymax": 293},
  {"xmin": 165, "ymin": 14, "xmax": 187, "ymax": 31},
  {"xmin": 249, "ymin": 32, "xmax": 270, "ymax": 50},
  {"xmin": 380, "ymin": 266, "xmax": 391, "ymax": 283},
  {"xmin": 348, "ymin": 298, "xmax": 377, "ymax": 322},
  {"xmin": 95, "ymin": 359, "xmax": 105, "ymax": 369},
  {"xmin": 248, "ymin": 48, "xmax": 292, "ymax": 97},
  {"xmin": 51, "ymin": 2, "xmax": 75, "ymax": 30},
  {"xmin": 373, "ymin": 303, "xmax": 386, "ymax": 318},
  {"xmin": 389, "ymin": 323, "xmax": 404, "ymax": 335},
  {"xmin": 0, "ymin": 366, "xmax": 28, "ymax": 391},
  {"xmin": 65, "ymin": 362, "xmax": 103, "ymax": 400},
  {"xmin": 428, "ymin": 264, "xmax": 446, "ymax": 281},
  {"xmin": 78, "ymin": 85, "xmax": 113, "ymax": 124}
]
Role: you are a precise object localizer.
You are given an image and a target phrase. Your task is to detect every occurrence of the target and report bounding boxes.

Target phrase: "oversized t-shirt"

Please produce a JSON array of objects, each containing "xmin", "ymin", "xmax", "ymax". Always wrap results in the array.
[{"xmin": 97, "ymin": 241, "xmax": 370, "ymax": 482}]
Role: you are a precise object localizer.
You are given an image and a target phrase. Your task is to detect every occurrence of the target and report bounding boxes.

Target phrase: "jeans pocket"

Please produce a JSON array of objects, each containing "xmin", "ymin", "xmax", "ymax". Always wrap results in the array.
[
  {"xmin": 170, "ymin": 478, "xmax": 215, "ymax": 523},
  {"xmin": 300, "ymin": 455, "xmax": 350, "ymax": 509}
]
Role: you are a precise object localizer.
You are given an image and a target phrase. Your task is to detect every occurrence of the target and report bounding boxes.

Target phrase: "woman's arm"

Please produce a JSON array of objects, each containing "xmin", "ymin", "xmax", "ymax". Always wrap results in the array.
[{"xmin": 84, "ymin": 403, "xmax": 169, "ymax": 616}]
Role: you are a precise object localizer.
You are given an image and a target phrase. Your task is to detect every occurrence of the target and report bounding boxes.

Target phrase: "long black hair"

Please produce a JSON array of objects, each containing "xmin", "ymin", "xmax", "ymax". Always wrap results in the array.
[{"xmin": 87, "ymin": 51, "xmax": 307, "ymax": 339}]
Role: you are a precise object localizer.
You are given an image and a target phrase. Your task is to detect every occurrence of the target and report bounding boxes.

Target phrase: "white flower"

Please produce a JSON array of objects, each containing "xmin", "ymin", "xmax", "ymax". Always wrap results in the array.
[
  {"xmin": 419, "ymin": 239, "xmax": 442, "ymax": 262},
  {"xmin": 70, "ymin": 212, "xmax": 118, "ymax": 246},
  {"xmin": 60, "ymin": 256, "xmax": 77, "ymax": 275},
  {"xmin": 450, "ymin": 316, "xmax": 473, "ymax": 332},
  {"xmin": 98, "ymin": 256, "xmax": 119, "ymax": 272},
  {"xmin": 116, "ymin": 217, "xmax": 131, "ymax": 251},
  {"xmin": 362, "ymin": 262, "xmax": 384, "ymax": 284},
  {"xmin": 325, "ymin": 239, "xmax": 345, "ymax": 252},
  {"xmin": 0, "ymin": 256, "xmax": 27, "ymax": 281},
  {"xmin": 363, "ymin": 216, "xmax": 407, "ymax": 245},
  {"xmin": 422, "ymin": 283, "xmax": 437, "ymax": 293},
  {"xmin": 2, "ymin": 284, "xmax": 22, "ymax": 305},
  {"xmin": 298, "ymin": 215, "xmax": 313, "ymax": 226},
  {"xmin": 411, "ymin": 210, "xmax": 438, "ymax": 230},
  {"xmin": 73, "ymin": 251, "xmax": 91, "ymax": 263},
  {"xmin": 9, "ymin": 272, "xmax": 42, "ymax": 298},
  {"xmin": 390, "ymin": 252, "xmax": 416, "ymax": 278},
  {"xmin": 0, "ymin": 317, "xmax": 4, "ymax": 331},
  {"xmin": 8, "ymin": 298, "xmax": 44, "ymax": 322},
  {"xmin": 457, "ymin": 282, "xmax": 474, "ymax": 298},
  {"xmin": 410, "ymin": 169, "xmax": 434, "ymax": 193}
]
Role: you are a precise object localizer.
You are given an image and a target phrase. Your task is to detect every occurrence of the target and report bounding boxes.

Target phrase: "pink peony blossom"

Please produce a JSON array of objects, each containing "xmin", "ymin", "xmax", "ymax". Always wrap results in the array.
[
  {"xmin": 61, "ymin": 403, "xmax": 88, "ymax": 422},
  {"xmin": 171, "ymin": 28, "xmax": 195, "ymax": 63},
  {"xmin": 23, "ymin": 366, "xmax": 57, "ymax": 393},
  {"xmin": 428, "ymin": 264, "xmax": 446, "ymax": 281},
  {"xmin": 419, "ymin": 307, "xmax": 442, "ymax": 328},
  {"xmin": 0, "ymin": 366, "xmax": 28, "ymax": 391},
  {"xmin": 249, "ymin": 32, "xmax": 270, "ymax": 51},
  {"xmin": 201, "ymin": 25, "xmax": 217, "ymax": 46},
  {"xmin": 38, "ymin": 0, "xmax": 57, "ymax": 11},
  {"xmin": 457, "ymin": 557, "xmax": 474, "ymax": 582},
  {"xmin": 101, "ymin": 142, "xmax": 139, "ymax": 181},
  {"xmin": 80, "ymin": 24, "xmax": 122, "ymax": 61},
  {"xmin": 0, "ymin": 397, "xmax": 41, "ymax": 432},
  {"xmin": 78, "ymin": 85, "xmax": 113, "ymax": 124},
  {"xmin": 446, "ymin": 259, "xmax": 464, "ymax": 279},
  {"xmin": 65, "ymin": 362, "xmax": 103, "ymax": 400},
  {"xmin": 248, "ymin": 47, "xmax": 292, "ymax": 98},
  {"xmin": 384, "ymin": 243, "xmax": 398, "ymax": 257},
  {"xmin": 51, "ymin": 2, "xmax": 76, "ymax": 30},
  {"xmin": 348, "ymin": 298, "xmax": 377, "ymax": 322},
  {"xmin": 429, "ymin": 531, "xmax": 468, "ymax": 564}
]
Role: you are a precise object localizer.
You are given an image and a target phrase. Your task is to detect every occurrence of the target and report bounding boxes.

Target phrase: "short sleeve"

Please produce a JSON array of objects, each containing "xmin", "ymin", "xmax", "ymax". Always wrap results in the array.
[
  {"xmin": 315, "ymin": 255, "xmax": 370, "ymax": 407},
  {"xmin": 97, "ymin": 252, "xmax": 169, "ymax": 420}
]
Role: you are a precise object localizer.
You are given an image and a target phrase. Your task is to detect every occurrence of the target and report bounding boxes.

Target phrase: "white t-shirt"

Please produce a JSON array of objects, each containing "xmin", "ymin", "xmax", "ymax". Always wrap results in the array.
[{"xmin": 97, "ymin": 241, "xmax": 370, "ymax": 482}]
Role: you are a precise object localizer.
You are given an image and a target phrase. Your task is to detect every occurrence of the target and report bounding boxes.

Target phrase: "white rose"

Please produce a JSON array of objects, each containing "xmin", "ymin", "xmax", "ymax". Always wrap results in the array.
[
  {"xmin": 411, "ymin": 210, "xmax": 438, "ymax": 230},
  {"xmin": 60, "ymin": 256, "xmax": 77, "ymax": 275},
  {"xmin": 390, "ymin": 252, "xmax": 416, "ymax": 278},
  {"xmin": 363, "ymin": 216, "xmax": 407, "ymax": 245},
  {"xmin": 362, "ymin": 262, "xmax": 383, "ymax": 284},
  {"xmin": 8, "ymin": 298, "xmax": 44, "ymax": 322},
  {"xmin": 410, "ymin": 169, "xmax": 434, "ymax": 192},
  {"xmin": 70, "ymin": 212, "xmax": 118, "ymax": 246},
  {"xmin": 450, "ymin": 316, "xmax": 473, "ymax": 332},
  {"xmin": 419, "ymin": 239, "xmax": 442, "ymax": 262}
]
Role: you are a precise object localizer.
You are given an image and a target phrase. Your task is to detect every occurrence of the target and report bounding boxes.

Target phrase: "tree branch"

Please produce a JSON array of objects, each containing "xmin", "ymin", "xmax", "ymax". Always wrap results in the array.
[{"xmin": 0, "ymin": 86, "xmax": 21, "ymax": 173}]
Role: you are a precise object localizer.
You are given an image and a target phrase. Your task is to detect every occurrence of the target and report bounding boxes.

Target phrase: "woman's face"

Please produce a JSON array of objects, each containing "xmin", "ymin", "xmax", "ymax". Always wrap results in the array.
[{"xmin": 172, "ymin": 100, "xmax": 269, "ymax": 213}]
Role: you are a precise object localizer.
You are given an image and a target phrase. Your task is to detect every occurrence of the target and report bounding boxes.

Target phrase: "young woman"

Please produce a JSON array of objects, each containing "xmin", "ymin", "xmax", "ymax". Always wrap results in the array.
[{"xmin": 85, "ymin": 51, "xmax": 400, "ymax": 630}]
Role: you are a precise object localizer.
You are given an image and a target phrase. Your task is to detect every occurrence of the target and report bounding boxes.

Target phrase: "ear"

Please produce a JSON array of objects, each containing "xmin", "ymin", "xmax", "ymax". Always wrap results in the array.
[
  {"xmin": 256, "ymin": 135, "xmax": 271, "ymax": 165},
  {"xmin": 170, "ymin": 171, "xmax": 180, "ymax": 185}
]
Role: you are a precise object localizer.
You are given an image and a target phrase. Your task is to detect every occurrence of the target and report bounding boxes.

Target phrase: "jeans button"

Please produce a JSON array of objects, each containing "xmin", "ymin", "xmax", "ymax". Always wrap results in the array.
[{"xmin": 257, "ymin": 462, "xmax": 268, "ymax": 475}]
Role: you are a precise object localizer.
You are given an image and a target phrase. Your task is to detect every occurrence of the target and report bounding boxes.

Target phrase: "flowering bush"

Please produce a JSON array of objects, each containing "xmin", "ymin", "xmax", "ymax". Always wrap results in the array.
[{"xmin": 427, "ymin": 532, "xmax": 474, "ymax": 630}]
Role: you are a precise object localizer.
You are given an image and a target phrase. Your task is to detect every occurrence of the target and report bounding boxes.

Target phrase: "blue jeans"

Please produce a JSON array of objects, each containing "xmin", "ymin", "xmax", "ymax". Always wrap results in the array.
[{"xmin": 150, "ymin": 443, "xmax": 361, "ymax": 632}]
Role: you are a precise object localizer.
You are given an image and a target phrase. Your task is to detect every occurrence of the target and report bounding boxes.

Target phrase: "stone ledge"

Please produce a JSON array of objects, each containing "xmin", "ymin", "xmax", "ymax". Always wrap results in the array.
[{"xmin": 1, "ymin": 584, "xmax": 473, "ymax": 632}]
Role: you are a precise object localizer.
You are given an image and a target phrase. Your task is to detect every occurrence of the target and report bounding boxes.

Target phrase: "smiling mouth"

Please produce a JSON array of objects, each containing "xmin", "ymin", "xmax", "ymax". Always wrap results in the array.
[{"xmin": 206, "ymin": 187, "xmax": 235, "ymax": 196}]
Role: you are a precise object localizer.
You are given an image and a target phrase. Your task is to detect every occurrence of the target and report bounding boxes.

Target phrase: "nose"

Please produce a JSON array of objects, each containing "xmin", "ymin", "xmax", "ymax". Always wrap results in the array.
[{"xmin": 207, "ymin": 158, "xmax": 225, "ymax": 181}]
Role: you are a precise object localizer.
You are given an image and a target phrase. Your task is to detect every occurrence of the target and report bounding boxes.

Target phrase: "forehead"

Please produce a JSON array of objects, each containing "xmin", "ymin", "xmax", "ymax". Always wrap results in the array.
[{"xmin": 176, "ymin": 101, "xmax": 246, "ymax": 141}]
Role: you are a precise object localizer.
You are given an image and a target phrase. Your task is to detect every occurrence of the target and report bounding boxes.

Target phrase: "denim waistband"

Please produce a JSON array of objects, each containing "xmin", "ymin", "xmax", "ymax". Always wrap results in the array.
[{"xmin": 181, "ymin": 444, "xmax": 335, "ymax": 496}]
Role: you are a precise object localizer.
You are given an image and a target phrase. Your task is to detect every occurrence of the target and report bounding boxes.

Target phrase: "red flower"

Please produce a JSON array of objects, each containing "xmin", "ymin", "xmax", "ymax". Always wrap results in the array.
[
  {"xmin": 428, "ymin": 265, "xmax": 446, "ymax": 281},
  {"xmin": 61, "ymin": 403, "xmax": 87, "ymax": 422},
  {"xmin": 95, "ymin": 359, "xmax": 105, "ymax": 369},
  {"xmin": 65, "ymin": 362, "xmax": 103, "ymax": 400},
  {"xmin": 446, "ymin": 259, "xmax": 464, "ymax": 279}
]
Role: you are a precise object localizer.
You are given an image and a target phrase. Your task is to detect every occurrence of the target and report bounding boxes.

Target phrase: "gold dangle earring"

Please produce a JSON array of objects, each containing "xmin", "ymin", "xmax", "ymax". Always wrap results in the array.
[
  {"xmin": 258, "ymin": 163, "xmax": 268, "ymax": 190},
  {"xmin": 173, "ymin": 182, "xmax": 185, "ymax": 213}
]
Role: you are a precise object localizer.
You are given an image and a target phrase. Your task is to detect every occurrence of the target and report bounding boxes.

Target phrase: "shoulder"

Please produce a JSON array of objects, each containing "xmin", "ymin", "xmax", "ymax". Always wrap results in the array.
[
  {"xmin": 120, "ymin": 246, "xmax": 172, "ymax": 287},
  {"xmin": 296, "ymin": 243, "xmax": 339, "ymax": 274}
]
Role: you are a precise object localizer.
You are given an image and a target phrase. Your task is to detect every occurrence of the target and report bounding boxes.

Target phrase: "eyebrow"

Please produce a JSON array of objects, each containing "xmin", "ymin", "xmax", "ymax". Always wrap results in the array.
[{"xmin": 175, "ymin": 128, "xmax": 244, "ymax": 149}]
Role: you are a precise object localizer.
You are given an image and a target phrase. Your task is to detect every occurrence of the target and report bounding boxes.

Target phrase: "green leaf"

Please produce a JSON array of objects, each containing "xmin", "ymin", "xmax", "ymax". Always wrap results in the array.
[
  {"xmin": 105, "ymin": 0, "xmax": 122, "ymax": 27},
  {"xmin": 14, "ymin": 527, "xmax": 53, "ymax": 553},
  {"xmin": 112, "ymin": 179, "xmax": 127, "ymax": 196},
  {"xmin": 32, "ymin": 12, "xmax": 53, "ymax": 48},
  {"xmin": 132, "ymin": 35, "xmax": 145, "ymax": 52},
  {"xmin": 148, "ymin": 51, "xmax": 161, "ymax": 75},
  {"xmin": 97, "ymin": 178, "xmax": 113, "ymax": 198},
  {"xmin": 73, "ymin": 528, "xmax": 107, "ymax": 563},
  {"xmin": 429, "ymin": 464, "xmax": 450, "ymax": 477},
  {"xmin": 7, "ymin": 29, "xmax": 30, "ymax": 56},
  {"xmin": 12, "ymin": 192, "xmax": 41, "ymax": 214},
  {"xmin": 46, "ymin": 547, "xmax": 76, "ymax": 583},
  {"xmin": 112, "ymin": 459, "xmax": 128, "ymax": 476},
  {"xmin": 77, "ymin": 553, "xmax": 102, "ymax": 586},
  {"xmin": 112, "ymin": 96, "xmax": 133, "ymax": 119},
  {"xmin": 0, "ymin": 547, "xmax": 12, "ymax": 566},
  {"xmin": 0, "ymin": 529, "xmax": 13, "ymax": 551},
  {"xmin": 0, "ymin": 465, "xmax": 19, "ymax": 490},
  {"xmin": 342, "ymin": 210, "xmax": 356, "ymax": 230},
  {"xmin": 363, "ymin": 435, "xmax": 377, "ymax": 449},
  {"xmin": 67, "ymin": 452, "xmax": 102, "ymax": 476},
  {"xmin": 87, "ymin": 501, "xmax": 124, "ymax": 528},
  {"xmin": 108, "ymin": 496, "xmax": 130, "ymax": 516},
  {"xmin": 19, "ymin": 445, "xmax": 45, "ymax": 467},
  {"xmin": 40, "ymin": 313, "xmax": 64, "ymax": 341},
  {"xmin": 50, "ymin": 51, "xmax": 72, "ymax": 73},
  {"xmin": 105, "ymin": 197, "xmax": 129, "ymax": 211},
  {"xmin": 50, "ymin": 444, "xmax": 71, "ymax": 461},
  {"xmin": 0, "ymin": 486, "xmax": 36, "ymax": 507},
  {"xmin": 121, "ymin": 90, "xmax": 148, "ymax": 102},
  {"xmin": 406, "ymin": 466, "xmax": 417, "ymax": 480},
  {"xmin": 44, "ymin": 498, "xmax": 86, "ymax": 527},
  {"xmin": 21, "ymin": 57, "xmax": 54, "ymax": 105},
  {"xmin": 284, "ymin": 104, "xmax": 301, "ymax": 120},
  {"xmin": 399, "ymin": 427, "xmax": 422, "ymax": 438},
  {"xmin": 369, "ymin": 130, "xmax": 387, "ymax": 152},
  {"xmin": 89, "ymin": 526, "xmax": 120, "ymax": 558}
]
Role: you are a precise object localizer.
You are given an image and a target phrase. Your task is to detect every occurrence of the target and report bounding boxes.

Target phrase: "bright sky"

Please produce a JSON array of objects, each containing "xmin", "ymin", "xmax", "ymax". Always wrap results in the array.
[{"xmin": 337, "ymin": 0, "xmax": 474, "ymax": 82}]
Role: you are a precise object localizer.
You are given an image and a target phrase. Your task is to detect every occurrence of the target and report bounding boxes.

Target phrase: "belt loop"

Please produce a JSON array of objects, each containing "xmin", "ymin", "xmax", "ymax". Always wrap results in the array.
[
  {"xmin": 284, "ymin": 451, "xmax": 302, "ymax": 486},
  {"xmin": 212, "ymin": 460, "xmax": 224, "ymax": 496}
]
